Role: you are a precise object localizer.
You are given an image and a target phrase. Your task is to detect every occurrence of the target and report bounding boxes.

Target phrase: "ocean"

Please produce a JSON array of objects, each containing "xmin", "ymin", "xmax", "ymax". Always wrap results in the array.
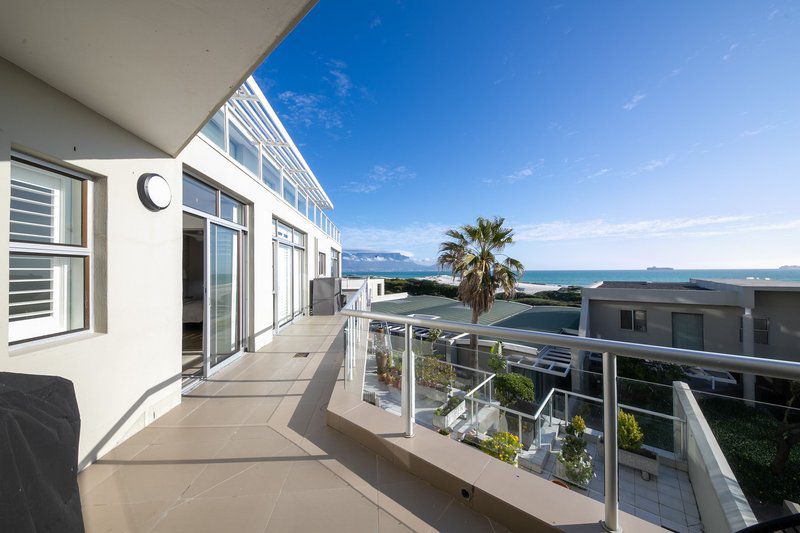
[{"xmin": 343, "ymin": 269, "xmax": 800, "ymax": 287}]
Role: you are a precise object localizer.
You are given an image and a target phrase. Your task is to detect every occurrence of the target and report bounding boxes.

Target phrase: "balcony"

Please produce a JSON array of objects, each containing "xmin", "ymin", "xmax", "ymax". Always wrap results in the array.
[
  {"xmin": 78, "ymin": 314, "xmax": 503, "ymax": 532},
  {"xmin": 334, "ymin": 279, "xmax": 800, "ymax": 532},
  {"xmin": 77, "ymin": 279, "xmax": 800, "ymax": 531}
]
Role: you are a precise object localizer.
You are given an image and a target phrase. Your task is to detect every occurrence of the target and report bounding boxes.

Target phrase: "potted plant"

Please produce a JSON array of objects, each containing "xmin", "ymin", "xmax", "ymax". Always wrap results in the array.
[
  {"xmin": 416, "ymin": 356, "xmax": 455, "ymax": 402},
  {"xmin": 375, "ymin": 346, "xmax": 390, "ymax": 375},
  {"xmin": 555, "ymin": 415, "xmax": 595, "ymax": 489},
  {"xmin": 433, "ymin": 396, "xmax": 466, "ymax": 429},
  {"xmin": 480, "ymin": 431, "xmax": 523, "ymax": 465},
  {"xmin": 488, "ymin": 341, "xmax": 506, "ymax": 374},
  {"xmin": 617, "ymin": 409, "xmax": 659, "ymax": 480}
]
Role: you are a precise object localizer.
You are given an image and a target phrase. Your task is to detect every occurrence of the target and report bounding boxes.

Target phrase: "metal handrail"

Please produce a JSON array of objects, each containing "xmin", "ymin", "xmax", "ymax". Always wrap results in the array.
[
  {"xmin": 464, "ymin": 373, "xmax": 496, "ymax": 399},
  {"xmin": 342, "ymin": 306, "xmax": 800, "ymax": 532},
  {"xmin": 553, "ymin": 388, "xmax": 683, "ymax": 423},
  {"xmin": 341, "ymin": 309, "xmax": 800, "ymax": 381},
  {"xmin": 533, "ymin": 387, "xmax": 556, "ymax": 421}
]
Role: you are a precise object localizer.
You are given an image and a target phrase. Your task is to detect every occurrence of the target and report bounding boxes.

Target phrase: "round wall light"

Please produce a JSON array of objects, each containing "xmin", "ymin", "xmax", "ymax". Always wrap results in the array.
[{"xmin": 137, "ymin": 173, "xmax": 172, "ymax": 211}]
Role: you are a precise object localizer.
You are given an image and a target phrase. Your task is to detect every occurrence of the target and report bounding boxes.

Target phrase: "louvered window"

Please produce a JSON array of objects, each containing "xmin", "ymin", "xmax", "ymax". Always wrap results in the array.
[{"xmin": 9, "ymin": 155, "xmax": 90, "ymax": 344}]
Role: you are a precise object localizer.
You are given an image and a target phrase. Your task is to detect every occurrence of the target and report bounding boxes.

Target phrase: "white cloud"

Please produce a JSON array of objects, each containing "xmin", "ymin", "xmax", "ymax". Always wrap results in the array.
[
  {"xmin": 341, "ymin": 165, "xmax": 416, "ymax": 194},
  {"xmin": 325, "ymin": 60, "xmax": 353, "ymax": 98},
  {"xmin": 510, "ymin": 214, "xmax": 800, "ymax": 242},
  {"xmin": 278, "ymin": 91, "xmax": 342, "ymax": 129},
  {"xmin": 723, "ymin": 43, "xmax": 739, "ymax": 61},
  {"xmin": 342, "ymin": 223, "xmax": 448, "ymax": 251},
  {"xmin": 740, "ymin": 124, "xmax": 775, "ymax": 137},
  {"xmin": 578, "ymin": 167, "xmax": 611, "ymax": 183},
  {"xmin": 622, "ymin": 92, "xmax": 646, "ymax": 111},
  {"xmin": 629, "ymin": 154, "xmax": 675, "ymax": 175},
  {"xmin": 484, "ymin": 161, "xmax": 542, "ymax": 185},
  {"xmin": 369, "ymin": 15, "xmax": 382, "ymax": 28}
]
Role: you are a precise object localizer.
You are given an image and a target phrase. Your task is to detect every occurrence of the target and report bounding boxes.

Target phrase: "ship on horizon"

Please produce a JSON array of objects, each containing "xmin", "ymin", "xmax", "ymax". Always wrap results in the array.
[{"xmin": 646, "ymin": 266, "xmax": 674, "ymax": 271}]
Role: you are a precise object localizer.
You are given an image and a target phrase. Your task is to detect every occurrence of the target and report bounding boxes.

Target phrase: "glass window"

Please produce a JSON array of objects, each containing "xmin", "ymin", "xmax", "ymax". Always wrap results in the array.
[
  {"xmin": 220, "ymin": 194, "xmax": 243, "ymax": 224},
  {"xmin": 200, "ymin": 108, "xmax": 225, "ymax": 149},
  {"xmin": 228, "ymin": 122, "xmax": 259, "ymax": 175},
  {"xmin": 318, "ymin": 252, "xmax": 327, "ymax": 276},
  {"xmin": 620, "ymin": 310, "xmax": 646, "ymax": 332},
  {"xmin": 292, "ymin": 229, "xmax": 305, "ymax": 247},
  {"xmin": 298, "ymin": 193, "xmax": 308, "ymax": 216},
  {"xmin": 183, "ymin": 175, "xmax": 217, "ymax": 215},
  {"xmin": 330, "ymin": 249, "xmax": 340, "ymax": 277},
  {"xmin": 11, "ymin": 161, "xmax": 83, "ymax": 245},
  {"xmin": 283, "ymin": 179, "xmax": 296, "ymax": 206},
  {"xmin": 9, "ymin": 158, "xmax": 90, "ymax": 344},
  {"xmin": 276, "ymin": 221, "xmax": 292, "ymax": 241},
  {"xmin": 672, "ymin": 313, "xmax": 704, "ymax": 350},
  {"xmin": 262, "ymin": 156, "xmax": 281, "ymax": 192}
]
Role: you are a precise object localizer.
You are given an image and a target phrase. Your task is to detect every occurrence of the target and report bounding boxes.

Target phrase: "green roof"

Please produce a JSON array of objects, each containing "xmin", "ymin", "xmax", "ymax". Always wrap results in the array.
[
  {"xmin": 493, "ymin": 307, "xmax": 581, "ymax": 333},
  {"xmin": 371, "ymin": 295, "xmax": 531, "ymax": 325}
]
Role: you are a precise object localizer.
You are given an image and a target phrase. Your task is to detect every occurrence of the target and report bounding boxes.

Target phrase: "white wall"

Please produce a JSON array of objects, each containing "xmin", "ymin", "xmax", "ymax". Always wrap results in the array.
[
  {"xmin": 0, "ymin": 58, "xmax": 342, "ymax": 467},
  {"xmin": 0, "ymin": 58, "xmax": 182, "ymax": 466},
  {"xmin": 673, "ymin": 381, "xmax": 757, "ymax": 532},
  {"xmin": 178, "ymin": 136, "xmax": 341, "ymax": 350}
]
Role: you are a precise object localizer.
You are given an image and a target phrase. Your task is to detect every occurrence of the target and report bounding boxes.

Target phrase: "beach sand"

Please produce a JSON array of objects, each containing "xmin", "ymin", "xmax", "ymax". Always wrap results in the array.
[{"xmin": 421, "ymin": 275, "xmax": 561, "ymax": 294}]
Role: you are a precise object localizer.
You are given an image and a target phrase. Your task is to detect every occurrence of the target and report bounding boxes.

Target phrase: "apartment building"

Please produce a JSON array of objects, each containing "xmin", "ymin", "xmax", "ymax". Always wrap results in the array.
[
  {"xmin": 579, "ymin": 278, "xmax": 800, "ymax": 401},
  {"xmin": 0, "ymin": 1, "xmax": 340, "ymax": 467}
]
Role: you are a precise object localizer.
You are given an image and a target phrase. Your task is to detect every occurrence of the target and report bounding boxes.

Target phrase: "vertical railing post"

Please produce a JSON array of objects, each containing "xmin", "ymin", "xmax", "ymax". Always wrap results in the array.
[
  {"xmin": 402, "ymin": 323, "xmax": 415, "ymax": 437},
  {"xmin": 518, "ymin": 415, "xmax": 523, "ymax": 445},
  {"xmin": 602, "ymin": 352, "xmax": 621, "ymax": 532},
  {"xmin": 564, "ymin": 391, "xmax": 570, "ymax": 423}
]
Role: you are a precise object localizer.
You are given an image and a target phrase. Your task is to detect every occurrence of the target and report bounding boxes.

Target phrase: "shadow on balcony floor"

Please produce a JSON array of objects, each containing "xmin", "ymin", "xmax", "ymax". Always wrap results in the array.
[{"xmin": 78, "ymin": 315, "xmax": 508, "ymax": 532}]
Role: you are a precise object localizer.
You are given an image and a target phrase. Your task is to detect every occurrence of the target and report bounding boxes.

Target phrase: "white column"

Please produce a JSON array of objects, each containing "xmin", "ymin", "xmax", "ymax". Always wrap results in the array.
[{"xmin": 742, "ymin": 307, "xmax": 756, "ymax": 402}]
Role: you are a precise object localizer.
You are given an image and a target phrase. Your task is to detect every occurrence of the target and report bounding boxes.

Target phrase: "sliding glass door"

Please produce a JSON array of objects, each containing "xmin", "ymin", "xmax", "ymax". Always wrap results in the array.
[
  {"xmin": 182, "ymin": 173, "xmax": 248, "ymax": 383},
  {"xmin": 209, "ymin": 224, "xmax": 240, "ymax": 367},
  {"xmin": 273, "ymin": 219, "xmax": 306, "ymax": 331}
]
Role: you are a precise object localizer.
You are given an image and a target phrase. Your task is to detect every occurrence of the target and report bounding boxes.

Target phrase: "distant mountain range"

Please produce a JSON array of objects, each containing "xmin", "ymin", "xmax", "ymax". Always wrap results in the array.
[{"xmin": 343, "ymin": 251, "xmax": 438, "ymax": 272}]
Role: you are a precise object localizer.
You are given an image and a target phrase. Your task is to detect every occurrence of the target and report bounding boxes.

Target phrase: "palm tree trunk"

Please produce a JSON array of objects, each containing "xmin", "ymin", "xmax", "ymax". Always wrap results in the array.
[{"xmin": 469, "ymin": 307, "xmax": 479, "ymax": 370}]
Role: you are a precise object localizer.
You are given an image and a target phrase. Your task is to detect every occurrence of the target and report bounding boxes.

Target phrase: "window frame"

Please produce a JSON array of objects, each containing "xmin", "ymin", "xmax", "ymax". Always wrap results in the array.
[
  {"xmin": 318, "ymin": 252, "xmax": 327, "ymax": 277},
  {"xmin": 619, "ymin": 309, "xmax": 647, "ymax": 332},
  {"xmin": 739, "ymin": 316, "xmax": 770, "ymax": 345},
  {"xmin": 9, "ymin": 153, "xmax": 93, "ymax": 345}
]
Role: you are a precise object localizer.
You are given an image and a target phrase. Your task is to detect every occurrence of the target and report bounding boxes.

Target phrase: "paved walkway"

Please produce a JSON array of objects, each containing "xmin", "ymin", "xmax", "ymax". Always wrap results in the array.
[{"xmin": 79, "ymin": 316, "xmax": 506, "ymax": 532}]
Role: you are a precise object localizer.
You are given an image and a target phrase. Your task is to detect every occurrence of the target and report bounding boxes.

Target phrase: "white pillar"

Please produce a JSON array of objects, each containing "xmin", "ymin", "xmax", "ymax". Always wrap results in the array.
[{"xmin": 742, "ymin": 307, "xmax": 756, "ymax": 402}]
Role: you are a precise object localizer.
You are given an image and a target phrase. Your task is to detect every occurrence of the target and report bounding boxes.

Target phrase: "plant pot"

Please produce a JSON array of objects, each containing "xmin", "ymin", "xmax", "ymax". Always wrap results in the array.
[
  {"xmin": 619, "ymin": 448, "xmax": 659, "ymax": 480},
  {"xmin": 417, "ymin": 384, "xmax": 449, "ymax": 403},
  {"xmin": 433, "ymin": 399, "xmax": 466, "ymax": 429},
  {"xmin": 553, "ymin": 453, "xmax": 592, "ymax": 491},
  {"xmin": 376, "ymin": 352, "xmax": 389, "ymax": 374}
]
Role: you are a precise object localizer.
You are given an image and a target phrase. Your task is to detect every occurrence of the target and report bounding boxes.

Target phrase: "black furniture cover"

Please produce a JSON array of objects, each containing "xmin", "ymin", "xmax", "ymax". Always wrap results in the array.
[{"xmin": 0, "ymin": 372, "xmax": 84, "ymax": 532}]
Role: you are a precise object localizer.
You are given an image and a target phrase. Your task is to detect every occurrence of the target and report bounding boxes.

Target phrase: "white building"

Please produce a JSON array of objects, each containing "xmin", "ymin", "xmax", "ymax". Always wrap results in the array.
[{"xmin": 0, "ymin": 4, "xmax": 340, "ymax": 467}]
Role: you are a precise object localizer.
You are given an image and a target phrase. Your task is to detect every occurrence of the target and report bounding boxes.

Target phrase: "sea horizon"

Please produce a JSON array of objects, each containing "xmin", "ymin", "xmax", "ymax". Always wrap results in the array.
[{"xmin": 343, "ymin": 268, "xmax": 800, "ymax": 287}]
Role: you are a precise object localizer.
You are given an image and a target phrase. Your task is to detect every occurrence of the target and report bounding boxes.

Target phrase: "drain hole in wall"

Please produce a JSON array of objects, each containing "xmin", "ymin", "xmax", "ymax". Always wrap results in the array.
[{"xmin": 461, "ymin": 488, "xmax": 471, "ymax": 500}]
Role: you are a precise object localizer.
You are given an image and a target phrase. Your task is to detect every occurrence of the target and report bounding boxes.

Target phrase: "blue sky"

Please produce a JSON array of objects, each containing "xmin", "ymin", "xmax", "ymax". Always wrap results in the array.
[{"xmin": 256, "ymin": 1, "xmax": 800, "ymax": 269}]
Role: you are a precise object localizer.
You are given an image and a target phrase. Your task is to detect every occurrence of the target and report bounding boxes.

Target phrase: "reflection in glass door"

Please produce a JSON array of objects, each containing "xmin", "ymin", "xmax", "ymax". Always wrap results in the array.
[
  {"xmin": 276, "ymin": 243, "xmax": 292, "ymax": 326},
  {"xmin": 209, "ymin": 224, "xmax": 240, "ymax": 368},
  {"xmin": 293, "ymin": 247, "xmax": 303, "ymax": 317}
]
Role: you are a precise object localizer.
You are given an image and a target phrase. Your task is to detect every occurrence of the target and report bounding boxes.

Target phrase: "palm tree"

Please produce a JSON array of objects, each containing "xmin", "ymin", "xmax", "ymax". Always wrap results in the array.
[{"xmin": 437, "ymin": 217, "xmax": 524, "ymax": 370}]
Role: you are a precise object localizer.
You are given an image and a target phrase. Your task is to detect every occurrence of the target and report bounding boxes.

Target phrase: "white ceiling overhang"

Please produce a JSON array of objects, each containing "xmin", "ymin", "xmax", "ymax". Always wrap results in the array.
[{"xmin": 0, "ymin": 0, "xmax": 316, "ymax": 156}]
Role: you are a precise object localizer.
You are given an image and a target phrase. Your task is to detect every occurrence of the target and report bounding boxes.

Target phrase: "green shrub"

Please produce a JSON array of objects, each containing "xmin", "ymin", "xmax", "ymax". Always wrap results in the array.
[
  {"xmin": 618, "ymin": 410, "xmax": 644, "ymax": 451},
  {"xmin": 487, "ymin": 341, "xmax": 506, "ymax": 373},
  {"xmin": 493, "ymin": 373, "xmax": 535, "ymax": 408},
  {"xmin": 434, "ymin": 396, "xmax": 464, "ymax": 417},
  {"xmin": 416, "ymin": 356, "xmax": 455, "ymax": 390},
  {"xmin": 384, "ymin": 278, "xmax": 459, "ymax": 298}
]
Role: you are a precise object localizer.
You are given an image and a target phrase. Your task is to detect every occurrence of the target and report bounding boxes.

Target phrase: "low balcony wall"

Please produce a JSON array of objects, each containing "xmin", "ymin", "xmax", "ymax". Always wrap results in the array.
[
  {"xmin": 326, "ymin": 358, "xmax": 662, "ymax": 531},
  {"xmin": 673, "ymin": 381, "xmax": 757, "ymax": 532}
]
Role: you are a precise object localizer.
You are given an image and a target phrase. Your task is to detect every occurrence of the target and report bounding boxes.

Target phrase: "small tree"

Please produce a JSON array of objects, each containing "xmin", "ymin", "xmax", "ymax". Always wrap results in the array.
[
  {"xmin": 618, "ymin": 409, "xmax": 644, "ymax": 451},
  {"xmin": 494, "ymin": 372, "xmax": 535, "ymax": 409},
  {"xmin": 488, "ymin": 341, "xmax": 506, "ymax": 374},
  {"xmin": 558, "ymin": 415, "xmax": 594, "ymax": 485},
  {"xmin": 772, "ymin": 381, "xmax": 800, "ymax": 475}
]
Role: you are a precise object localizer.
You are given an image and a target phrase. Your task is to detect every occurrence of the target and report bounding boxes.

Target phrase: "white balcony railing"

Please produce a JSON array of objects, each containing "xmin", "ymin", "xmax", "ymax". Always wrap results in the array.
[{"xmin": 342, "ymin": 297, "xmax": 800, "ymax": 532}]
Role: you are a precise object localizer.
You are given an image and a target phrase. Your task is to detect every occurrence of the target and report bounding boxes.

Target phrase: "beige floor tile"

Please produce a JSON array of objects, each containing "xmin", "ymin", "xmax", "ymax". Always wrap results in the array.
[
  {"xmin": 432, "ymin": 498, "xmax": 498, "ymax": 533},
  {"xmin": 178, "ymin": 397, "xmax": 261, "ymax": 427},
  {"xmin": 82, "ymin": 499, "xmax": 171, "ymax": 533},
  {"xmin": 280, "ymin": 459, "xmax": 351, "ymax": 493},
  {"xmin": 378, "ymin": 479, "xmax": 456, "ymax": 531},
  {"xmin": 183, "ymin": 460, "xmax": 293, "ymax": 499},
  {"xmin": 378, "ymin": 509, "xmax": 414, "ymax": 533},
  {"xmin": 265, "ymin": 487, "xmax": 379, "ymax": 532},
  {"xmin": 82, "ymin": 463, "xmax": 206, "ymax": 505},
  {"xmin": 151, "ymin": 493, "xmax": 278, "ymax": 533}
]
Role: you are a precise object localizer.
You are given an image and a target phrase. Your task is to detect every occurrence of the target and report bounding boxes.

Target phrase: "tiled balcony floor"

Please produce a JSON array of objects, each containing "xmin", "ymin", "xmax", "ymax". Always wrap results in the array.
[{"xmin": 79, "ymin": 316, "xmax": 507, "ymax": 532}]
